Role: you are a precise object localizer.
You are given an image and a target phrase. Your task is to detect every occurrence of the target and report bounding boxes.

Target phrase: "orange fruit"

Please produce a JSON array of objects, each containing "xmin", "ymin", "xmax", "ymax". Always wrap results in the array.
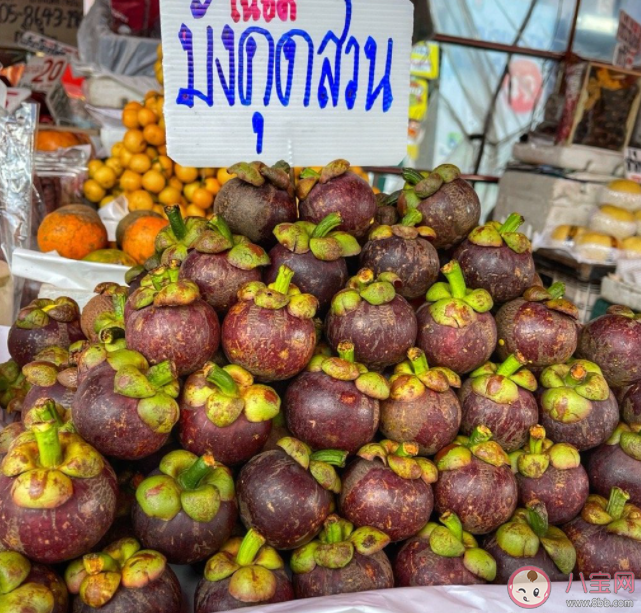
[
  {"xmin": 111, "ymin": 142, "xmax": 124, "ymax": 157},
  {"xmin": 35, "ymin": 130, "xmax": 81, "ymax": 151},
  {"xmin": 142, "ymin": 169, "xmax": 166, "ymax": 194},
  {"xmin": 144, "ymin": 124, "xmax": 166, "ymax": 147},
  {"xmin": 152, "ymin": 155, "xmax": 173, "ymax": 178},
  {"xmin": 186, "ymin": 204, "xmax": 207, "ymax": 217},
  {"xmin": 183, "ymin": 181, "xmax": 200, "ymax": 203},
  {"xmin": 122, "ymin": 216, "xmax": 169, "ymax": 264},
  {"xmin": 217, "ymin": 167, "xmax": 236, "ymax": 185},
  {"xmin": 100, "ymin": 194, "xmax": 116, "ymax": 208},
  {"xmin": 152, "ymin": 204, "xmax": 165, "ymax": 216},
  {"xmin": 138, "ymin": 107, "xmax": 158, "ymax": 127},
  {"xmin": 122, "ymin": 108, "xmax": 140, "ymax": 129},
  {"xmin": 129, "ymin": 153, "xmax": 152, "ymax": 174},
  {"xmin": 105, "ymin": 157, "xmax": 125, "ymax": 177},
  {"xmin": 158, "ymin": 186, "xmax": 182, "ymax": 206},
  {"xmin": 93, "ymin": 165, "xmax": 118, "ymax": 190},
  {"xmin": 168, "ymin": 176, "xmax": 183, "ymax": 191},
  {"xmin": 119, "ymin": 147, "xmax": 134, "ymax": 168},
  {"xmin": 204, "ymin": 177, "xmax": 221, "ymax": 196},
  {"xmin": 157, "ymin": 144, "xmax": 167, "ymax": 155},
  {"xmin": 124, "ymin": 101, "xmax": 143, "ymax": 112},
  {"xmin": 155, "ymin": 96, "xmax": 165, "ymax": 117},
  {"xmin": 87, "ymin": 159, "xmax": 103, "ymax": 179},
  {"xmin": 191, "ymin": 187, "xmax": 214, "ymax": 210},
  {"xmin": 120, "ymin": 169, "xmax": 143, "ymax": 192},
  {"xmin": 175, "ymin": 164, "xmax": 199, "ymax": 183},
  {"xmin": 145, "ymin": 146, "xmax": 158, "ymax": 159},
  {"xmin": 83, "ymin": 179, "xmax": 106, "ymax": 203},
  {"xmin": 157, "ymin": 117, "xmax": 166, "ymax": 131},
  {"xmin": 200, "ymin": 168, "xmax": 216, "ymax": 179},
  {"xmin": 127, "ymin": 189, "xmax": 155, "ymax": 211},
  {"xmin": 123, "ymin": 129, "xmax": 147, "ymax": 153}
]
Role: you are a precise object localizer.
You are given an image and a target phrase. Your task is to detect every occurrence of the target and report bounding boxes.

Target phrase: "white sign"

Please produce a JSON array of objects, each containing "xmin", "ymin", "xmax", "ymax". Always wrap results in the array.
[
  {"xmin": 614, "ymin": 10, "xmax": 641, "ymax": 68},
  {"xmin": 19, "ymin": 56, "xmax": 68, "ymax": 94},
  {"xmin": 159, "ymin": 0, "xmax": 413, "ymax": 167},
  {"xmin": 3, "ymin": 88, "xmax": 31, "ymax": 114},
  {"xmin": 20, "ymin": 31, "xmax": 77, "ymax": 57},
  {"xmin": 625, "ymin": 146, "xmax": 641, "ymax": 182}
]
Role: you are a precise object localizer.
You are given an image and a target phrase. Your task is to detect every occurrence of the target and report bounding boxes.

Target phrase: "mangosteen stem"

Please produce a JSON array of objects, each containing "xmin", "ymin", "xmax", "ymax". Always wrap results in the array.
[
  {"xmin": 150, "ymin": 267, "xmax": 166, "ymax": 290},
  {"xmin": 606, "ymin": 487, "xmax": 630, "ymax": 520},
  {"xmin": 337, "ymin": 341, "xmax": 355, "ymax": 363},
  {"xmin": 99, "ymin": 326, "xmax": 126, "ymax": 345},
  {"xmin": 177, "ymin": 455, "xmax": 216, "ymax": 490},
  {"xmin": 468, "ymin": 425, "xmax": 492, "ymax": 446},
  {"xmin": 400, "ymin": 208, "xmax": 422, "ymax": 228},
  {"xmin": 165, "ymin": 205, "xmax": 187, "ymax": 241},
  {"xmin": 33, "ymin": 400, "xmax": 63, "ymax": 426},
  {"xmin": 33, "ymin": 422, "xmax": 62, "ymax": 468},
  {"xmin": 324, "ymin": 516, "xmax": 343, "ymax": 544},
  {"xmin": 402, "ymin": 168, "xmax": 425, "ymax": 186},
  {"xmin": 395, "ymin": 442, "xmax": 419, "ymax": 457},
  {"xmin": 168, "ymin": 260, "xmax": 181, "ymax": 282},
  {"xmin": 526, "ymin": 500, "xmax": 549, "ymax": 537},
  {"xmin": 496, "ymin": 353, "xmax": 525, "ymax": 378},
  {"xmin": 236, "ymin": 529, "xmax": 266, "ymax": 566},
  {"xmin": 112, "ymin": 291, "xmax": 127, "ymax": 321},
  {"xmin": 146, "ymin": 361, "xmax": 175, "ymax": 389},
  {"xmin": 310, "ymin": 449, "xmax": 348, "ymax": 467},
  {"xmin": 408, "ymin": 348, "xmax": 429, "ymax": 375},
  {"xmin": 498, "ymin": 213, "xmax": 524, "ymax": 235},
  {"xmin": 442, "ymin": 261, "xmax": 467, "ymax": 299},
  {"xmin": 440, "ymin": 512, "xmax": 463, "ymax": 542},
  {"xmin": 272, "ymin": 265, "xmax": 295, "ymax": 295},
  {"xmin": 312, "ymin": 213, "xmax": 342, "ymax": 238},
  {"xmin": 204, "ymin": 363, "xmax": 239, "ymax": 397},
  {"xmin": 300, "ymin": 168, "xmax": 321, "ymax": 180},
  {"xmin": 548, "ymin": 282, "xmax": 565, "ymax": 300},
  {"xmin": 528, "ymin": 425, "xmax": 546, "ymax": 454},
  {"xmin": 210, "ymin": 215, "xmax": 234, "ymax": 245}
]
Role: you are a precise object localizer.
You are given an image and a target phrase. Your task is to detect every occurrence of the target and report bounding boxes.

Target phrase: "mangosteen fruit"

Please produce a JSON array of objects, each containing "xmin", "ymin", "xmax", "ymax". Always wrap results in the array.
[
  {"xmin": 237, "ymin": 437, "xmax": 346, "ymax": 549},
  {"xmin": 538, "ymin": 360, "xmax": 618, "ymax": 451},
  {"xmin": 512, "ymin": 425, "xmax": 589, "ymax": 525},
  {"xmin": 484, "ymin": 501, "xmax": 576, "ymax": 583},
  {"xmin": 285, "ymin": 342, "xmax": 389, "ymax": 454},
  {"xmin": 588, "ymin": 423, "xmax": 641, "ymax": 507},
  {"xmin": 214, "ymin": 161, "xmax": 297, "ymax": 248},
  {"xmin": 8, "ymin": 297, "xmax": 85, "ymax": 367},
  {"xmin": 360, "ymin": 209, "xmax": 439, "ymax": 300},
  {"xmin": 373, "ymin": 191, "xmax": 400, "ymax": 228},
  {"xmin": 297, "ymin": 160, "xmax": 376, "ymax": 239},
  {"xmin": 325, "ymin": 269, "xmax": 417, "ymax": 371},
  {"xmin": 222, "ymin": 265, "xmax": 318, "ymax": 382},
  {"xmin": 21, "ymin": 346, "xmax": 76, "ymax": 414},
  {"xmin": 180, "ymin": 215, "xmax": 269, "ymax": 314},
  {"xmin": 397, "ymin": 165, "xmax": 480, "ymax": 250},
  {"xmin": 132, "ymin": 450, "xmax": 237, "ymax": 564},
  {"xmin": 564, "ymin": 488, "xmax": 641, "ymax": 577},
  {"xmin": 154, "ymin": 204, "xmax": 208, "ymax": 264},
  {"xmin": 290, "ymin": 514, "xmax": 393, "ymax": 598},
  {"xmin": 434, "ymin": 426, "xmax": 517, "ymax": 534},
  {"xmin": 339, "ymin": 440, "xmax": 438, "ymax": 542},
  {"xmin": 81, "ymin": 283, "xmax": 127, "ymax": 344},
  {"xmin": 577, "ymin": 305, "xmax": 641, "ymax": 388},
  {"xmin": 496, "ymin": 283, "xmax": 579, "ymax": 367},
  {"xmin": 73, "ymin": 351, "xmax": 179, "ymax": 460},
  {"xmin": 416, "ymin": 260, "xmax": 496, "ymax": 375},
  {"xmin": 264, "ymin": 213, "xmax": 360, "ymax": 313},
  {"xmin": 394, "ymin": 511, "xmax": 496, "ymax": 586},
  {"xmin": 195, "ymin": 530, "xmax": 293, "ymax": 612},
  {"xmin": 380, "ymin": 347, "xmax": 461, "ymax": 456},
  {"xmin": 459, "ymin": 353, "xmax": 538, "ymax": 453},
  {"xmin": 179, "ymin": 362, "xmax": 281, "ymax": 465},
  {"xmin": 622, "ymin": 381, "xmax": 641, "ymax": 428},
  {"xmin": 0, "ymin": 416, "xmax": 118, "ymax": 563},
  {"xmin": 0, "ymin": 550, "xmax": 68, "ymax": 613},
  {"xmin": 65, "ymin": 538, "xmax": 182, "ymax": 613}
]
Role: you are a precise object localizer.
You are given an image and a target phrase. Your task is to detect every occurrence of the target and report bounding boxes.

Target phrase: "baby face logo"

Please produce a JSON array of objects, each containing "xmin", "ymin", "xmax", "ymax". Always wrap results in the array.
[{"xmin": 507, "ymin": 566, "xmax": 551, "ymax": 608}]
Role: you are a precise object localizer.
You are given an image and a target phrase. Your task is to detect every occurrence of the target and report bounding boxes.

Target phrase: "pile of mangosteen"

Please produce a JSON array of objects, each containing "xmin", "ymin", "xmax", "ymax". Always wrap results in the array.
[{"xmin": 1, "ymin": 159, "xmax": 640, "ymax": 613}]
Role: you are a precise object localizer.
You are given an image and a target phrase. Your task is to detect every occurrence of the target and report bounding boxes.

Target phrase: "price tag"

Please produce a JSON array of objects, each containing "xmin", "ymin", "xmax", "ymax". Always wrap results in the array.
[
  {"xmin": 614, "ymin": 10, "xmax": 641, "ymax": 68},
  {"xmin": 20, "ymin": 31, "xmax": 77, "ymax": 57},
  {"xmin": 19, "ymin": 55, "xmax": 68, "ymax": 94},
  {"xmin": 4, "ymin": 87, "xmax": 31, "ymax": 114},
  {"xmin": 160, "ymin": 0, "xmax": 414, "ymax": 167}
]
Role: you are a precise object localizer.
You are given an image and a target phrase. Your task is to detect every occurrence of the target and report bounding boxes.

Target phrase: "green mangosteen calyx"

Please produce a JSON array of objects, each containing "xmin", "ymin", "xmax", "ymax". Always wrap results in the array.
[
  {"xmin": 400, "ymin": 164, "xmax": 461, "ymax": 209},
  {"xmin": 230, "ymin": 160, "xmax": 294, "ymax": 196},
  {"xmin": 306, "ymin": 341, "xmax": 390, "ymax": 400},
  {"xmin": 129, "ymin": 262, "xmax": 201, "ymax": 311},
  {"xmin": 540, "ymin": 360, "xmax": 609, "ymax": 424},
  {"xmin": 0, "ymin": 551, "xmax": 57, "ymax": 612},
  {"xmin": 204, "ymin": 530, "xmax": 284, "ymax": 603},
  {"xmin": 469, "ymin": 352, "xmax": 537, "ymax": 405},
  {"xmin": 419, "ymin": 512, "xmax": 496, "ymax": 581},
  {"xmin": 22, "ymin": 398, "xmax": 70, "ymax": 430},
  {"xmin": 277, "ymin": 437, "xmax": 347, "ymax": 494},
  {"xmin": 22, "ymin": 345, "xmax": 75, "ymax": 389},
  {"xmin": 521, "ymin": 283, "xmax": 579, "ymax": 320},
  {"xmin": 496, "ymin": 501, "xmax": 576, "ymax": 574},
  {"xmin": 273, "ymin": 212, "xmax": 361, "ymax": 262},
  {"xmin": 91, "ymin": 283, "xmax": 128, "ymax": 343},
  {"xmin": 356, "ymin": 439, "xmax": 438, "ymax": 484},
  {"xmin": 0, "ymin": 359, "xmax": 29, "ymax": 410},
  {"xmin": 330, "ymin": 268, "xmax": 402, "ymax": 316},
  {"xmin": 437, "ymin": 426, "xmax": 511, "ymax": 471},
  {"xmin": 605, "ymin": 304, "xmax": 641, "ymax": 320},
  {"xmin": 155, "ymin": 204, "xmax": 208, "ymax": 262},
  {"xmin": 135, "ymin": 449, "xmax": 234, "ymax": 522},
  {"xmin": 426, "ymin": 260, "xmax": 493, "ymax": 327},
  {"xmin": 296, "ymin": 159, "xmax": 351, "ymax": 201},
  {"xmin": 112, "ymin": 356, "xmax": 180, "ymax": 434},
  {"xmin": 605, "ymin": 423, "xmax": 641, "ymax": 462},
  {"xmin": 15, "ymin": 297, "xmax": 80, "ymax": 330},
  {"xmin": 183, "ymin": 362, "xmax": 281, "ymax": 427},
  {"xmin": 237, "ymin": 265, "xmax": 318, "ymax": 319},
  {"xmin": 290, "ymin": 514, "xmax": 390, "ymax": 574},
  {"xmin": 467, "ymin": 213, "xmax": 531, "ymax": 254},
  {"xmin": 367, "ymin": 208, "xmax": 436, "ymax": 243},
  {"xmin": 511, "ymin": 425, "xmax": 582, "ymax": 479},
  {"xmin": 73, "ymin": 341, "xmax": 138, "ymax": 378},
  {"xmin": 580, "ymin": 488, "xmax": 641, "ymax": 540},
  {"xmin": 65, "ymin": 538, "xmax": 167, "ymax": 608}
]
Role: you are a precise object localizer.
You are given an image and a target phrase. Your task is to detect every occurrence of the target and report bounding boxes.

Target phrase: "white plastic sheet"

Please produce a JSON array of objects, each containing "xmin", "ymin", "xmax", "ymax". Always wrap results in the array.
[{"xmin": 98, "ymin": 195, "xmax": 129, "ymax": 241}]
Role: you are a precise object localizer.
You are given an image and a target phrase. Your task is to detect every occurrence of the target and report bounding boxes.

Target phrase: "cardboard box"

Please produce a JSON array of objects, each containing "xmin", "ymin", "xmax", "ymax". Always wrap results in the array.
[{"xmin": 0, "ymin": 0, "xmax": 83, "ymax": 47}]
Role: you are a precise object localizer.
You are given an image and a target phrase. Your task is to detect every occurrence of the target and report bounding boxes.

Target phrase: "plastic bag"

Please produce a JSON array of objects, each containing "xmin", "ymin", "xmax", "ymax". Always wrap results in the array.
[{"xmin": 589, "ymin": 204, "xmax": 637, "ymax": 239}]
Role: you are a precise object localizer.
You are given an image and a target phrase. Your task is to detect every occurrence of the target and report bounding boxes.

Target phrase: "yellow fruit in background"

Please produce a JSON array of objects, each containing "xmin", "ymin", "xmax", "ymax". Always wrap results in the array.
[
  {"xmin": 122, "ymin": 108, "xmax": 140, "ymax": 130},
  {"xmin": 186, "ymin": 204, "xmax": 207, "ymax": 217},
  {"xmin": 175, "ymin": 164, "xmax": 199, "ymax": 183},
  {"xmin": 373, "ymin": 186, "xmax": 381, "ymax": 195},
  {"xmin": 100, "ymin": 194, "xmax": 116, "ymax": 207},
  {"xmin": 119, "ymin": 147, "xmax": 134, "ymax": 168},
  {"xmin": 153, "ymin": 204, "xmax": 165, "ymax": 216},
  {"xmin": 128, "ymin": 189, "xmax": 155, "ymax": 211},
  {"xmin": 169, "ymin": 178, "xmax": 183, "ymax": 193},
  {"xmin": 111, "ymin": 142, "xmax": 124, "ymax": 157},
  {"xmin": 217, "ymin": 167, "xmax": 236, "ymax": 185},
  {"xmin": 124, "ymin": 101, "xmax": 143, "ymax": 112},
  {"xmin": 120, "ymin": 169, "xmax": 143, "ymax": 192},
  {"xmin": 183, "ymin": 181, "xmax": 200, "ymax": 203},
  {"xmin": 138, "ymin": 108, "xmax": 158, "ymax": 127},
  {"xmin": 200, "ymin": 168, "xmax": 215, "ymax": 179},
  {"xmin": 158, "ymin": 186, "xmax": 182, "ymax": 206},
  {"xmin": 105, "ymin": 157, "xmax": 124, "ymax": 177},
  {"xmin": 94, "ymin": 165, "xmax": 118, "ymax": 190},
  {"xmin": 204, "ymin": 177, "xmax": 221, "ymax": 196},
  {"xmin": 158, "ymin": 144, "xmax": 167, "ymax": 156},
  {"xmin": 157, "ymin": 44, "xmax": 163, "ymax": 60},
  {"xmin": 129, "ymin": 153, "xmax": 152, "ymax": 175},
  {"xmin": 155, "ymin": 97, "xmax": 165, "ymax": 117},
  {"xmin": 192, "ymin": 187, "xmax": 214, "ymax": 210},
  {"xmin": 608, "ymin": 179, "xmax": 641, "ymax": 194},
  {"xmin": 84, "ymin": 179, "xmax": 106, "ymax": 203},
  {"xmin": 598, "ymin": 205, "xmax": 635, "ymax": 222},
  {"xmin": 142, "ymin": 169, "xmax": 167, "ymax": 194},
  {"xmin": 153, "ymin": 155, "xmax": 174, "ymax": 178},
  {"xmin": 87, "ymin": 159, "xmax": 103, "ymax": 179},
  {"xmin": 146, "ymin": 146, "xmax": 158, "ymax": 159},
  {"xmin": 144, "ymin": 124, "xmax": 166, "ymax": 147},
  {"xmin": 123, "ymin": 129, "xmax": 147, "ymax": 154},
  {"xmin": 157, "ymin": 117, "xmax": 166, "ymax": 131}
]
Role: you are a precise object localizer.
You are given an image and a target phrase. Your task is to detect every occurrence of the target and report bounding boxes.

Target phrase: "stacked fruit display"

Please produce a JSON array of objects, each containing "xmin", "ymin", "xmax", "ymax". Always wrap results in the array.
[{"xmin": 3, "ymin": 160, "xmax": 641, "ymax": 613}]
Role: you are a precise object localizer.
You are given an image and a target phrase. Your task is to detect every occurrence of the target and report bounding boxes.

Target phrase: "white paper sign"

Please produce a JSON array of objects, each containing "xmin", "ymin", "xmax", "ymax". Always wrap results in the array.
[
  {"xmin": 625, "ymin": 146, "xmax": 641, "ymax": 182},
  {"xmin": 159, "ymin": 0, "xmax": 413, "ymax": 167},
  {"xmin": 20, "ymin": 55, "xmax": 68, "ymax": 94}
]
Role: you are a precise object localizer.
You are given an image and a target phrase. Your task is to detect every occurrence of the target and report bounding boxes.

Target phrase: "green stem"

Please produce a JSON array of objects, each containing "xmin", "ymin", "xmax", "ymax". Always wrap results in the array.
[
  {"xmin": 99, "ymin": 326, "xmax": 126, "ymax": 345},
  {"xmin": 168, "ymin": 260, "xmax": 181, "ymax": 283},
  {"xmin": 204, "ymin": 363, "xmax": 239, "ymax": 397},
  {"xmin": 408, "ymin": 348, "xmax": 429, "ymax": 375},
  {"xmin": 606, "ymin": 487, "xmax": 630, "ymax": 520},
  {"xmin": 395, "ymin": 442, "xmax": 419, "ymax": 457},
  {"xmin": 146, "ymin": 361, "xmax": 175, "ymax": 388},
  {"xmin": 402, "ymin": 168, "xmax": 425, "ymax": 186},
  {"xmin": 468, "ymin": 425, "xmax": 492, "ymax": 446},
  {"xmin": 272, "ymin": 265, "xmax": 295, "ymax": 295},
  {"xmin": 526, "ymin": 500, "xmax": 549, "ymax": 538},
  {"xmin": 310, "ymin": 449, "xmax": 348, "ymax": 467},
  {"xmin": 440, "ymin": 512, "xmax": 463, "ymax": 542},
  {"xmin": 236, "ymin": 529, "xmax": 266, "ymax": 566},
  {"xmin": 547, "ymin": 282, "xmax": 565, "ymax": 300},
  {"xmin": 498, "ymin": 213, "xmax": 524, "ymax": 235},
  {"xmin": 33, "ymin": 400, "xmax": 63, "ymax": 426},
  {"xmin": 324, "ymin": 516, "xmax": 343, "ymax": 544},
  {"xmin": 177, "ymin": 455, "xmax": 216, "ymax": 490},
  {"xmin": 568, "ymin": 362, "xmax": 587, "ymax": 384},
  {"xmin": 528, "ymin": 425, "xmax": 546, "ymax": 454},
  {"xmin": 165, "ymin": 205, "xmax": 187, "ymax": 242},
  {"xmin": 496, "ymin": 353, "xmax": 524, "ymax": 378},
  {"xmin": 210, "ymin": 215, "xmax": 234, "ymax": 245},
  {"xmin": 400, "ymin": 208, "xmax": 422, "ymax": 228},
  {"xmin": 112, "ymin": 291, "xmax": 127, "ymax": 321},
  {"xmin": 300, "ymin": 168, "xmax": 321, "ymax": 180},
  {"xmin": 403, "ymin": 189, "xmax": 421, "ymax": 209},
  {"xmin": 312, "ymin": 213, "xmax": 342, "ymax": 238},
  {"xmin": 442, "ymin": 261, "xmax": 467, "ymax": 300},
  {"xmin": 337, "ymin": 341, "xmax": 355, "ymax": 363},
  {"xmin": 150, "ymin": 268, "xmax": 166, "ymax": 291},
  {"xmin": 33, "ymin": 422, "xmax": 62, "ymax": 468}
]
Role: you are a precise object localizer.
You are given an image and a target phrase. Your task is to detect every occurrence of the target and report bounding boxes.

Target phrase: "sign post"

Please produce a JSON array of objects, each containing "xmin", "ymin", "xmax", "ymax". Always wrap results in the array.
[{"xmin": 159, "ymin": 0, "xmax": 414, "ymax": 167}]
